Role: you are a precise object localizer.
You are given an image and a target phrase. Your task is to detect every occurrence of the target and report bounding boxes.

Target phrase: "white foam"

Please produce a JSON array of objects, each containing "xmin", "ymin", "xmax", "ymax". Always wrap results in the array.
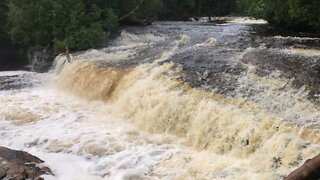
[
  {"xmin": 227, "ymin": 17, "xmax": 268, "ymax": 24},
  {"xmin": 0, "ymin": 71, "xmax": 32, "ymax": 77},
  {"xmin": 0, "ymin": 86, "xmax": 194, "ymax": 179}
]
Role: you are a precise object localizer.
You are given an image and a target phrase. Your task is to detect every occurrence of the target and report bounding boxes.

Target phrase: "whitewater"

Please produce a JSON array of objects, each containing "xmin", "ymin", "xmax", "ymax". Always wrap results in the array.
[{"xmin": 1, "ymin": 19, "xmax": 320, "ymax": 179}]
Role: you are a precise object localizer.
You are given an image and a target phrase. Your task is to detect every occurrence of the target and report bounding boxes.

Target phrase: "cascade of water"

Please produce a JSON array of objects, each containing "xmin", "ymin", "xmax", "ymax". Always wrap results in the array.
[{"xmin": 1, "ymin": 20, "xmax": 320, "ymax": 179}]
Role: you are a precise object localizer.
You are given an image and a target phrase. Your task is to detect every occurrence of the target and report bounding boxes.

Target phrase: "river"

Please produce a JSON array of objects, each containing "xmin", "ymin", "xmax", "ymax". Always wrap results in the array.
[{"xmin": 1, "ymin": 18, "xmax": 320, "ymax": 179}]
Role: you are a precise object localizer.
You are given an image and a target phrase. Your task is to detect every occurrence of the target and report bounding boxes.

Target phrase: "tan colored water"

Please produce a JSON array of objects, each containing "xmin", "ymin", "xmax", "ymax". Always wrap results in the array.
[
  {"xmin": 1, "ymin": 20, "xmax": 320, "ymax": 179},
  {"xmin": 55, "ymin": 58, "xmax": 320, "ymax": 179}
]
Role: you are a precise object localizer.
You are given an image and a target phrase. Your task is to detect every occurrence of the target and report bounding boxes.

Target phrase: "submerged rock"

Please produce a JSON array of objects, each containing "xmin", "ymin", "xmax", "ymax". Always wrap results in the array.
[{"xmin": 0, "ymin": 146, "xmax": 52, "ymax": 180}]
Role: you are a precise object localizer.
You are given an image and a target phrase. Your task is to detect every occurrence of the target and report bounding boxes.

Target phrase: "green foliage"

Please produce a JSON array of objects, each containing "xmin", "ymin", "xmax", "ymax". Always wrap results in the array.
[
  {"xmin": 101, "ymin": 8, "xmax": 118, "ymax": 30},
  {"xmin": 200, "ymin": 0, "xmax": 236, "ymax": 16},
  {"xmin": 236, "ymin": 0, "xmax": 320, "ymax": 33},
  {"xmin": 160, "ymin": 0, "xmax": 196, "ymax": 20},
  {"xmin": 53, "ymin": 39, "xmax": 67, "ymax": 53},
  {"xmin": 286, "ymin": 0, "xmax": 320, "ymax": 31},
  {"xmin": 67, "ymin": 23, "xmax": 106, "ymax": 50},
  {"xmin": 6, "ymin": 0, "xmax": 121, "ymax": 52},
  {"xmin": 116, "ymin": 0, "xmax": 163, "ymax": 23},
  {"xmin": 161, "ymin": 0, "xmax": 237, "ymax": 19},
  {"xmin": 0, "ymin": 1, "xmax": 8, "ymax": 44},
  {"xmin": 1, "ymin": 0, "xmax": 320, "ymax": 60},
  {"xmin": 3, "ymin": 0, "xmax": 168, "ymax": 53},
  {"xmin": 138, "ymin": 0, "xmax": 164, "ymax": 19}
]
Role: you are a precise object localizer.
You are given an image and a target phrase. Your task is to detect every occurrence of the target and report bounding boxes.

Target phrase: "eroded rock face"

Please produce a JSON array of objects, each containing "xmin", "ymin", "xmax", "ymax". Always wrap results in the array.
[
  {"xmin": 0, "ymin": 146, "xmax": 52, "ymax": 180},
  {"xmin": 29, "ymin": 50, "xmax": 55, "ymax": 73}
]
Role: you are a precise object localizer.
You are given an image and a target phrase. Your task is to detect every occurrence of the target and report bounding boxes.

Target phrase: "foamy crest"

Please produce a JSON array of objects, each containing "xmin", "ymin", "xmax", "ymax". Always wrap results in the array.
[
  {"xmin": 118, "ymin": 31, "xmax": 165, "ymax": 45},
  {"xmin": 2, "ymin": 23, "xmax": 320, "ymax": 179},
  {"xmin": 0, "ymin": 71, "xmax": 32, "ymax": 77},
  {"xmin": 56, "ymin": 59, "xmax": 320, "ymax": 179},
  {"xmin": 0, "ymin": 87, "xmax": 201, "ymax": 179},
  {"xmin": 194, "ymin": 37, "xmax": 217, "ymax": 47}
]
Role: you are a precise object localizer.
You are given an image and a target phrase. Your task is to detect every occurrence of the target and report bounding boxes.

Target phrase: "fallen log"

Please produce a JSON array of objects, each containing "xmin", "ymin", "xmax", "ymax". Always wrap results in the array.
[{"xmin": 285, "ymin": 153, "xmax": 320, "ymax": 180}]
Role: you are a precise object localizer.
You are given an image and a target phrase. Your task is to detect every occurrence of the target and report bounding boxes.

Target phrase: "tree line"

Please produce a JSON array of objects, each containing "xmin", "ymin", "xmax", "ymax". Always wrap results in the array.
[
  {"xmin": 237, "ymin": 0, "xmax": 320, "ymax": 33},
  {"xmin": 0, "ymin": 0, "xmax": 319, "ymax": 69}
]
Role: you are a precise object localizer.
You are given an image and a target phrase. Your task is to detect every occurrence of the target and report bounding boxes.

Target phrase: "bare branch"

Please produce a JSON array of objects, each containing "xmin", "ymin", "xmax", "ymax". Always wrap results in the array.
[{"xmin": 118, "ymin": 0, "xmax": 145, "ymax": 21}]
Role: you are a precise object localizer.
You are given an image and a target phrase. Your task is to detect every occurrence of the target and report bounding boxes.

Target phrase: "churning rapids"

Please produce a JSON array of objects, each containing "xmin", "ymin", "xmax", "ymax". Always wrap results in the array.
[{"xmin": 1, "ymin": 18, "xmax": 320, "ymax": 179}]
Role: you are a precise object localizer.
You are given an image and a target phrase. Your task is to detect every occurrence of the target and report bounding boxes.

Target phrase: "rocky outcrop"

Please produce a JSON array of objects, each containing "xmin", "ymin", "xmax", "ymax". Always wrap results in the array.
[
  {"xmin": 28, "ymin": 50, "xmax": 55, "ymax": 73},
  {"xmin": 241, "ymin": 48, "xmax": 320, "ymax": 101},
  {"xmin": 0, "ymin": 146, "xmax": 52, "ymax": 180},
  {"xmin": 285, "ymin": 153, "xmax": 320, "ymax": 180}
]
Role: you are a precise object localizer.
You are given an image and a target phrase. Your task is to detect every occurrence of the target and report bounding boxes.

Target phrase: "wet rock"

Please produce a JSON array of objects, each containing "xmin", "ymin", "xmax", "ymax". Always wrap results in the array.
[
  {"xmin": 28, "ymin": 50, "xmax": 55, "ymax": 73},
  {"xmin": 285, "ymin": 153, "xmax": 320, "ymax": 180},
  {"xmin": 241, "ymin": 48, "xmax": 320, "ymax": 100},
  {"xmin": 92, "ymin": 21, "xmax": 320, "ymax": 99},
  {"xmin": 0, "ymin": 146, "xmax": 53, "ymax": 179},
  {"xmin": 0, "ymin": 73, "xmax": 37, "ymax": 91}
]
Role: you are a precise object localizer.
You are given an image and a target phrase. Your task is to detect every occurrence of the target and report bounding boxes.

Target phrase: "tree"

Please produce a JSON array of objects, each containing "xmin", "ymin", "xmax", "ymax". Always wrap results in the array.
[
  {"xmin": 236, "ymin": 0, "xmax": 320, "ymax": 33},
  {"xmin": 6, "ymin": 0, "xmax": 111, "ymax": 52},
  {"xmin": 160, "ymin": 0, "xmax": 196, "ymax": 20},
  {"xmin": 0, "ymin": 1, "xmax": 8, "ymax": 43},
  {"xmin": 118, "ymin": 0, "xmax": 163, "ymax": 24},
  {"xmin": 5, "ymin": 0, "xmax": 166, "ymax": 53}
]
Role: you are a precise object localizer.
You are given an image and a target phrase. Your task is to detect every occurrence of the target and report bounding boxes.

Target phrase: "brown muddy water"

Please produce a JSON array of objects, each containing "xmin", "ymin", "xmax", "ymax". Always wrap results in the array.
[{"xmin": 1, "ymin": 18, "xmax": 320, "ymax": 180}]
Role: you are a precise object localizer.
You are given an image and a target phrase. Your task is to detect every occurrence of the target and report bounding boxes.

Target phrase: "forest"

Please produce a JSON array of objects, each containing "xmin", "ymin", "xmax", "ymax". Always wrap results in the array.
[{"xmin": 0, "ymin": 0, "xmax": 319, "ymax": 70}]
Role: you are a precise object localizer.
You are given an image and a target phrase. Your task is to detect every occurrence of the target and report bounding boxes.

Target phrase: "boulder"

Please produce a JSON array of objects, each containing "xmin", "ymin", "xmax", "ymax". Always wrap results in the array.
[
  {"xmin": 0, "ymin": 146, "xmax": 53, "ymax": 180},
  {"xmin": 285, "ymin": 153, "xmax": 320, "ymax": 180}
]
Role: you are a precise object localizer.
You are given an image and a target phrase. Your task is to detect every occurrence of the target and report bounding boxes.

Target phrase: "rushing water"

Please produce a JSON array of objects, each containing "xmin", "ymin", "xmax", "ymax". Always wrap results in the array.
[{"xmin": 1, "ymin": 18, "xmax": 320, "ymax": 179}]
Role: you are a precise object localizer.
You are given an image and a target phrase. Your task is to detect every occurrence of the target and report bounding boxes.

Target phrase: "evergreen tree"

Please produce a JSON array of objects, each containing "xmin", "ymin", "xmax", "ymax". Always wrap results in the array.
[
  {"xmin": 0, "ymin": 0, "xmax": 8, "ymax": 44},
  {"xmin": 236, "ymin": 0, "xmax": 320, "ymax": 33},
  {"xmin": 1, "ymin": 0, "xmax": 320, "ymax": 66}
]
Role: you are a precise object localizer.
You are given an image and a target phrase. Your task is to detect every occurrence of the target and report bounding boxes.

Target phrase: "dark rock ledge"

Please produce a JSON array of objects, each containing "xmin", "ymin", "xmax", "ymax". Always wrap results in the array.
[
  {"xmin": 0, "ymin": 146, "xmax": 53, "ymax": 180},
  {"xmin": 285, "ymin": 153, "xmax": 320, "ymax": 180}
]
